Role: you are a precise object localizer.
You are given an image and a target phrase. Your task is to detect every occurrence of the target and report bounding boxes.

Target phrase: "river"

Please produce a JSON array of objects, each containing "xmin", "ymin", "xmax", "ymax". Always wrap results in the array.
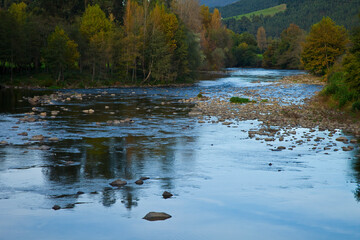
[{"xmin": 0, "ymin": 68, "xmax": 359, "ymax": 240}]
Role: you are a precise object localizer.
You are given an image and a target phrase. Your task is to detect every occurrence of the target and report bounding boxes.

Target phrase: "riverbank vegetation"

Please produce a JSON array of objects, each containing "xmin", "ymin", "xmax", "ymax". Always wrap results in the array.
[{"xmin": 321, "ymin": 21, "xmax": 360, "ymax": 113}]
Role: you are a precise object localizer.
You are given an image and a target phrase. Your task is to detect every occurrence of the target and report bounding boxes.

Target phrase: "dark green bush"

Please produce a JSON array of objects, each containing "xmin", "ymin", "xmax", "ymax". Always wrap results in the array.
[
  {"xmin": 352, "ymin": 100, "xmax": 360, "ymax": 111},
  {"xmin": 230, "ymin": 97, "xmax": 255, "ymax": 103}
]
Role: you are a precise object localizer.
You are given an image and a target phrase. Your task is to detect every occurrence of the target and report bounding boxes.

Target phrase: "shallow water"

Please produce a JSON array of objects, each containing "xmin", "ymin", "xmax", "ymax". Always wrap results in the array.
[{"xmin": 0, "ymin": 68, "xmax": 359, "ymax": 240}]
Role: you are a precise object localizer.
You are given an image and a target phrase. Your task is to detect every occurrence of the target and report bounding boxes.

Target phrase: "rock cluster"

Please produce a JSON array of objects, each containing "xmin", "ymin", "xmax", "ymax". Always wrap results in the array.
[{"xmin": 186, "ymin": 75, "xmax": 360, "ymax": 138}]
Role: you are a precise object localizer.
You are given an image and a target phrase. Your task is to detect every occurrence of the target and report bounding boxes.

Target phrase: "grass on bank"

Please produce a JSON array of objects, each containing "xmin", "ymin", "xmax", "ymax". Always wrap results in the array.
[
  {"xmin": 226, "ymin": 4, "xmax": 287, "ymax": 20},
  {"xmin": 322, "ymin": 71, "xmax": 360, "ymax": 112}
]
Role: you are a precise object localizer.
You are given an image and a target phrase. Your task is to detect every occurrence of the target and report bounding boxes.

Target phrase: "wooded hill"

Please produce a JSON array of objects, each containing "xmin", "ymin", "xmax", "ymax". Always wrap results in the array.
[
  {"xmin": 223, "ymin": 0, "xmax": 360, "ymax": 37},
  {"xmin": 214, "ymin": 0, "xmax": 279, "ymax": 19},
  {"xmin": 200, "ymin": 0, "xmax": 237, "ymax": 7}
]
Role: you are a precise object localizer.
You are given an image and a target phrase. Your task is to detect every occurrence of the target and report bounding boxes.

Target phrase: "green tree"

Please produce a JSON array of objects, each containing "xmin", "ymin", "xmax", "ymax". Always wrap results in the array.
[
  {"xmin": 42, "ymin": 26, "xmax": 79, "ymax": 82},
  {"xmin": 343, "ymin": 25, "xmax": 360, "ymax": 91},
  {"xmin": 262, "ymin": 39, "xmax": 280, "ymax": 68},
  {"xmin": 8, "ymin": 1, "xmax": 27, "ymax": 24},
  {"xmin": 121, "ymin": 0, "xmax": 144, "ymax": 82},
  {"xmin": 231, "ymin": 32, "xmax": 260, "ymax": 67},
  {"xmin": 276, "ymin": 24, "xmax": 305, "ymax": 69},
  {"xmin": 301, "ymin": 17, "xmax": 349, "ymax": 75},
  {"xmin": 80, "ymin": 4, "xmax": 113, "ymax": 80}
]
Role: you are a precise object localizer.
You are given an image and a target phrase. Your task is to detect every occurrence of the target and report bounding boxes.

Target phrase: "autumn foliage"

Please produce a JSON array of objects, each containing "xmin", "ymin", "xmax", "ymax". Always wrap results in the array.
[{"xmin": 301, "ymin": 17, "xmax": 349, "ymax": 75}]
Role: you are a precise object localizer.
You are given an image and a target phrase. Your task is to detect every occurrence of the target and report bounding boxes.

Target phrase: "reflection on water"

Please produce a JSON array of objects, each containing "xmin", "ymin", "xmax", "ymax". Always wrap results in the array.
[
  {"xmin": 352, "ymin": 156, "xmax": 360, "ymax": 201},
  {"xmin": 0, "ymin": 69, "xmax": 360, "ymax": 240}
]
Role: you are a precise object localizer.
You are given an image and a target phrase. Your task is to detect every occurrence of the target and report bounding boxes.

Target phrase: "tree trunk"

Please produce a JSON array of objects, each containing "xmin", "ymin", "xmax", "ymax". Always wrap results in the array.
[
  {"xmin": 92, "ymin": 58, "xmax": 95, "ymax": 81},
  {"xmin": 10, "ymin": 53, "xmax": 13, "ymax": 83},
  {"xmin": 57, "ymin": 70, "xmax": 61, "ymax": 84}
]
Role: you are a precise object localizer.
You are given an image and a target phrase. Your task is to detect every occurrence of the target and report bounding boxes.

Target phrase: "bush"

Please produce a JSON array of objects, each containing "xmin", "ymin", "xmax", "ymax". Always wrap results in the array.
[
  {"xmin": 322, "ymin": 71, "xmax": 360, "ymax": 108},
  {"xmin": 230, "ymin": 97, "xmax": 255, "ymax": 103},
  {"xmin": 352, "ymin": 100, "xmax": 360, "ymax": 112}
]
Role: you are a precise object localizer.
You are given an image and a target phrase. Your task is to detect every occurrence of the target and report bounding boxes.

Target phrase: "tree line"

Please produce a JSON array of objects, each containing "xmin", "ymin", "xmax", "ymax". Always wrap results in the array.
[
  {"xmin": 0, "ymin": 0, "xmax": 245, "ymax": 87},
  {"xmin": 1, "ymin": 0, "xmax": 359, "ymax": 91}
]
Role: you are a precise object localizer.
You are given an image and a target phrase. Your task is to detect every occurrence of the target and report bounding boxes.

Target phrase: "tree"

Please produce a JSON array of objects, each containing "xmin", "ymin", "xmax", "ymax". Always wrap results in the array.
[
  {"xmin": 121, "ymin": 0, "xmax": 144, "ymax": 82},
  {"xmin": 276, "ymin": 24, "xmax": 305, "ymax": 69},
  {"xmin": 343, "ymin": 24, "xmax": 360, "ymax": 91},
  {"xmin": 171, "ymin": 0, "xmax": 201, "ymax": 33},
  {"xmin": 262, "ymin": 39, "xmax": 280, "ymax": 68},
  {"xmin": 8, "ymin": 1, "xmax": 27, "ymax": 24},
  {"xmin": 147, "ymin": 3, "xmax": 179, "ymax": 83},
  {"xmin": 200, "ymin": 7, "xmax": 232, "ymax": 70},
  {"xmin": 0, "ymin": 10, "xmax": 13, "ymax": 80},
  {"xmin": 42, "ymin": 26, "xmax": 79, "ymax": 82},
  {"xmin": 301, "ymin": 17, "xmax": 349, "ymax": 75},
  {"xmin": 80, "ymin": 4, "xmax": 113, "ymax": 80},
  {"xmin": 256, "ymin": 26, "xmax": 267, "ymax": 52}
]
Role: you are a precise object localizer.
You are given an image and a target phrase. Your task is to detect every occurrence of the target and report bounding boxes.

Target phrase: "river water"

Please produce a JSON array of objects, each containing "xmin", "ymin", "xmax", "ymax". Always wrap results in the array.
[{"xmin": 0, "ymin": 69, "xmax": 359, "ymax": 240}]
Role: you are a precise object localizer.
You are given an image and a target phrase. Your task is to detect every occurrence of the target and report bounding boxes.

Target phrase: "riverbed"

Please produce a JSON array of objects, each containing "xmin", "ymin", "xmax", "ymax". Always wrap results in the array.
[{"xmin": 0, "ymin": 68, "xmax": 359, "ymax": 240}]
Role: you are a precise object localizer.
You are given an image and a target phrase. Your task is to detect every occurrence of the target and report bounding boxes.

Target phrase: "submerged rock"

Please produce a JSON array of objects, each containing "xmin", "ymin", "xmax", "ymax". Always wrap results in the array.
[
  {"xmin": 30, "ymin": 135, "xmax": 44, "ymax": 141},
  {"xmin": 110, "ymin": 179, "xmax": 127, "ymax": 187},
  {"xmin": 135, "ymin": 179, "xmax": 144, "ymax": 185},
  {"xmin": 162, "ymin": 191, "xmax": 173, "ymax": 199},
  {"xmin": 143, "ymin": 212, "xmax": 172, "ymax": 221},
  {"xmin": 52, "ymin": 205, "xmax": 61, "ymax": 210}
]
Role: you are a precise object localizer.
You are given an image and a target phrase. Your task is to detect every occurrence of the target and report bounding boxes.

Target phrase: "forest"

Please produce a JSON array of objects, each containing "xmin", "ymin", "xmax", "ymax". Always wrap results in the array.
[
  {"xmin": 224, "ymin": 0, "xmax": 360, "ymax": 37},
  {"xmin": 0, "ymin": 0, "xmax": 241, "ymax": 87}
]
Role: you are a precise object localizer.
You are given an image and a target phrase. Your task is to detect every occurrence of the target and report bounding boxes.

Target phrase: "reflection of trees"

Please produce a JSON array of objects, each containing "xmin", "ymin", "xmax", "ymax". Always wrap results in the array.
[
  {"xmin": 120, "ymin": 187, "xmax": 138, "ymax": 209},
  {"xmin": 0, "ymin": 88, "xmax": 51, "ymax": 113},
  {"xmin": 102, "ymin": 188, "xmax": 116, "ymax": 207},
  {"xmin": 42, "ymin": 124, "xmax": 195, "ymax": 209},
  {"xmin": 352, "ymin": 156, "xmax": 360, "ymax": 202}
]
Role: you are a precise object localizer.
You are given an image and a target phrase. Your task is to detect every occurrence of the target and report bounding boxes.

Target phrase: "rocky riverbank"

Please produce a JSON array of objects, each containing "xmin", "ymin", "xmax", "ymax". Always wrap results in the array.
[{"xmin": 186, "ymin": 74, "xmax": 360, "ymax": 151}]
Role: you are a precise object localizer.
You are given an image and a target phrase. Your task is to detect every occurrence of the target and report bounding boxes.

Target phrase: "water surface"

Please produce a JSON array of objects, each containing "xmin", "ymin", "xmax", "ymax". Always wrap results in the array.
[{"xmin": 0, "ymin": 68, "xmax": 359, "ymax": 240}]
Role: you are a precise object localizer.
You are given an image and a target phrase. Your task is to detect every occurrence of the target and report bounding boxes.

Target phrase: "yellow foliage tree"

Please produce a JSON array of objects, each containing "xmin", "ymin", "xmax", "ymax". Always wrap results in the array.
[
  {"xmin": 8, "ymin": 2, "xmax": 27, "ymax": 24},
  {"xmin": 301, "ymin": 17, "xmax": 349, "ymax": 75},
  {"xmin": 80, "ymin": 4, "xmax": 113, "ymax": 80},
  {"xmin": 256, "ymin": 26, "xmax": 267, "ymax": 52}
]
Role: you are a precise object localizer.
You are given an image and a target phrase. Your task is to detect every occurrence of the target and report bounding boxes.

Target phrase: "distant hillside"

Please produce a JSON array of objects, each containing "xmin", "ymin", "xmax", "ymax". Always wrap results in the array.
[
  {"xmin": 200, "ymin": 0, "xmax": 238, "ymax": 7},
  {"xmin": 216, "ymin": 0, "xmax": 279, "ymax": 18},
  {"xmin": 224, "ymin": 0, "xmax": 360, "ymax": 37},
  {"xmin": 226, "ymin": 4, "xmax": 286, "ymax": 20}
]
